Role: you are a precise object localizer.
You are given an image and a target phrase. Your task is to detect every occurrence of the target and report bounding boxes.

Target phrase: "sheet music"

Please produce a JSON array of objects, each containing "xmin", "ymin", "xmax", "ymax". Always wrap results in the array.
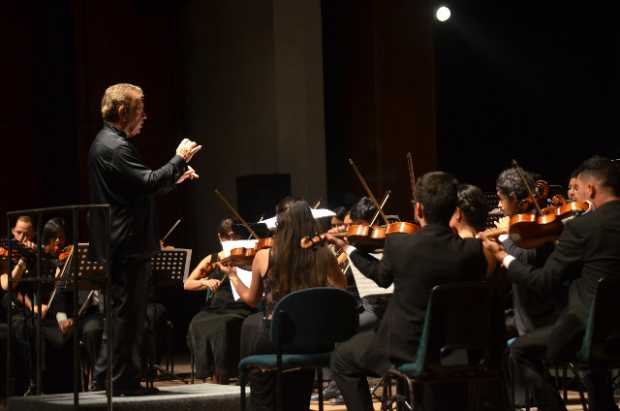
[
  {"xmin": 230, "ymin": 267, "xmax": 253, "ymax": 301},
  {"xmin": 349, "ymin": 252, "xmax": 394, "ymax": 298},
  {"xmin": 261, "ymin": 208, "xmax": 336, "ymax": 230}
]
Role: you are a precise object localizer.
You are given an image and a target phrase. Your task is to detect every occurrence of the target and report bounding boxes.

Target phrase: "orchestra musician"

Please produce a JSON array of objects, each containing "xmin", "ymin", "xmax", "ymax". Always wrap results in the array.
[
  {"xmin": 88, "ymin": 83, "xmax": 202, "ymax": 395},
  {"xmin": 449, "ymin": 184, "xmax": 488, "ymax": 238},
  {"xmin": 316, "ymin": 197, "xmax": 391, "ymax": 404},
  {"xmin": 330, "ymin": 206, "xmax": 348, "ymax": 228},
  {"xmin": 567, "ymin": 169, "xmax": 580, "ymax": 201},
  {"xmin": 483, "ymin": 156, "xmax": 620, "ymax": 411},
  {"xmin": 325, "ymin": 172, "xmax": 490, "ymax": 411},
  {"xmin": 1, "ymin": 216, "xmax": 35, "ymax": 394},
  {"xmin": 185, "ymin": 218, "xmax": 256, "ymax": 384},
  {"xmin": 486, "ymin": 167, "xmax": 563, "ymax": 338},
  {"xmin": 218, "ymin": 200, "xmax": 346, "ymax": 411},
  {"xmin": 2, "ymin": 218, "xmax": 77, "ymax": 393}
]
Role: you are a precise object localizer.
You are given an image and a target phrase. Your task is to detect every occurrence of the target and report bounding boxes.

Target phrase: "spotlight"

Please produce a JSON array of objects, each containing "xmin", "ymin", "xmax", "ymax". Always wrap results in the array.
[{"xmin": 435, "ymin": 6, "xmax": 451, "ymax": 22}]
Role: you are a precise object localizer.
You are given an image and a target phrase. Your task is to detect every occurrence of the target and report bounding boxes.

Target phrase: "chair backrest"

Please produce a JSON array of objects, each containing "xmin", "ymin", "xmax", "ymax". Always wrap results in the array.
[
  {"xmin": 270, "ymin": 287, "xmax": 358, "ymax": 354},
  {"xmin": 415, "ymin": 282, "xmax": 503, "ymax": 376},
  {"xmin": 578, "ymin": 275, "xmax": 620, "ymax": 363}
]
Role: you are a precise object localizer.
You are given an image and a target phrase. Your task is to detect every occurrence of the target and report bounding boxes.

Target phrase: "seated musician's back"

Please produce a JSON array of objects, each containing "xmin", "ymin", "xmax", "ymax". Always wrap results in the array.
[{"xmin": 327, "ymin": 171, "xmax": 489, "ymax": 411}]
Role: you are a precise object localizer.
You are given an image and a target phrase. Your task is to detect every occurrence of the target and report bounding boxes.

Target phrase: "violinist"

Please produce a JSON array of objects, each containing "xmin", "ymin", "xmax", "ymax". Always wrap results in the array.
[
  {"xmin": 483, "ymin": 156, "xmax": 620, "ymax": 411},
  {"xmin": 449, "ymin": 184, "xmax": 488, "ymax": 238},
  {"xmin": 185, "ymin": 218, "xmax": 256, "ymax": 384},
  {"xmin": 1, "ymin": 216, "xmax": 35, "ymax": 395},
  {"xmin": 1, "ymin": 216, "xmax": 35, "ymax": 292},
  {"xmin": 6, "ymin": 218, "xmax": 76, "ymax": 394},
  {"xmin": 567, "ymin": 169, "xmax": 580, "ymax": 201},
  {"xmin": 341, "ymin": 197, "xmax": 390, "ymax": 329},
  {"xmin": 11, "ymin": 215, "xmax": 35, "ymax": 249},
  {"xmin": 326, "ymin": 172, "xmax": 490, "ymax": 411},
  {"xmin": 218, "ymin": 200, "xmax": 345, "ymax": 411},
  {"xmin": 330, "ymin": 206, "xmax": 348, "ymax": 228},
  {"xmin": 485, "ymin": 167, "xmax": 562, "ymax": 338},
  {"xmin": 316, "ymin": 197, "xmax": 390, "ymax": 404}
]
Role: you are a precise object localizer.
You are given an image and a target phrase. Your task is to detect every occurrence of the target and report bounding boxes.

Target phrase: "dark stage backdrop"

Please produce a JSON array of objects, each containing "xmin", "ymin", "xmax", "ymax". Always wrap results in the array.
[
  {"xmin": 3, "ymin": 1, "xmax": 618, "ymax": 351},
  {"xmin": 432, "ymin": 0, "xmax": 619, "ymax": 190}
]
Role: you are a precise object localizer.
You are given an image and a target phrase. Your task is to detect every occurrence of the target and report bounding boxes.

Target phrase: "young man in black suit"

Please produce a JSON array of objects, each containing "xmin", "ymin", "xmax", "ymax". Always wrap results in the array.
[
  {"xmin": 484, "ymin": 156, "xmax": 620, "ymax": 411},
  {"xmin": 326, "ymin": 171, "xmax": 489, "ymax": 411}
]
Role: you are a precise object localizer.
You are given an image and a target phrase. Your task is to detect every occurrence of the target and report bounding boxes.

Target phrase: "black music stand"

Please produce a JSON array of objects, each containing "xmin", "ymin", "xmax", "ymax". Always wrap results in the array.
[
  {"xmin": 58, "ymin": 243, "xmax": 106, "ymax": 290},
  {"xmin": 146, "ymin": 248, "xmax": 192, "ymax": 385},
  {"xmin": 152, "ymin": 248, "xmax": 192, "ymax": 287}
]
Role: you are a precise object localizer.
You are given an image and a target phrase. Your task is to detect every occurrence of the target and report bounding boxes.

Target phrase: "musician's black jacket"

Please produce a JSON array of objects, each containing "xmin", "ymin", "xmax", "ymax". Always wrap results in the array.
[
  {"xmin": 349, "ymin": 224, "xmax": 487, "ymax": 373},
  {"xmin": 88, "ymin": 124, "xmax": 187, "ymax": 261},
  {"xmin": 506, "ymin": 199, "xmax": 620, "ymax": 355}
]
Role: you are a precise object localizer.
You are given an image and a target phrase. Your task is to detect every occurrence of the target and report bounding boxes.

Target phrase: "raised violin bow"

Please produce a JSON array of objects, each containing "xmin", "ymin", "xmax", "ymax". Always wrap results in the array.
[
  {"xmin": 214, "ymin": 189, "xmax": 259, "ymax": 239},
  {"xmin": 348, "ymin": 158, "xmax": 390, "ymax": 225},
  {"xmin": 369, "ymin": 191, "xmax": 391, "ymax": 226},
  {"xmin": 511, "ymin": 160, "xmax": 543, "ymax": 215},
  {"xmin": 407, "ymin": 152, "xmax": 416, "ymax": 210},
  {"xmin": 312, "ymin": 200, "xmax": 321, "ymax": 209},
  {"xmin": 161, "ymin": 219, "xmax": 182, "ymax": 245}
]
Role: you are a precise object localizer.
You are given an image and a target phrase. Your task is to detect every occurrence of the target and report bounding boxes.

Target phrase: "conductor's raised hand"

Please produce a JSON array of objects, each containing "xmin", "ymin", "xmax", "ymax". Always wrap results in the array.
[
  {"xmin": 176, "ymin": 138, "xmax": 203, "ymax": 162},
  {"xmin": 176, "ymin": 165, "xmax": 200, "ymax": 185}
]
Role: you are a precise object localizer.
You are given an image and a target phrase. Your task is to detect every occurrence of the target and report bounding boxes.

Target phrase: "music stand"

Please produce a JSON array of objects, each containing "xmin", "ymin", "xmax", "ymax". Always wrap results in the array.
[
  {"xmin": 59, "ymin": 243, "xmax": 106, "ymax": 290},
  {"xmin": 151, "ymin": 248, "xmax": 192, "ymax": 286},
  {"xmin": 147, "ymin": 248, "xmax": 192, "ymax": 385}
]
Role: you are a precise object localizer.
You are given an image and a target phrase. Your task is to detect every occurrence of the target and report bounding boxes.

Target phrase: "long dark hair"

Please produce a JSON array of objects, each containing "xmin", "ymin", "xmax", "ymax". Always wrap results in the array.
[{"xmin": 270, "ymin": 200, "xmax": 338, "ymax": 302}]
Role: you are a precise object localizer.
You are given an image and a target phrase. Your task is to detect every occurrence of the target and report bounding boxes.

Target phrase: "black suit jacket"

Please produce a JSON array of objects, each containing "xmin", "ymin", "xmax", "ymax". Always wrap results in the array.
[
  {"xmin": 506, "ymin": 200, "xmax": 620, "ymax": 356},
  {"xmin": 349, "ymin": 224, "xmax": 487, "ymax": 374},
  {"xmin": 88, "ymin": 124, "xmax": 187, "ymax": 261},
  {"xmin": 501, "ymin": 238, "xmax": 562, "ymax": 334}
]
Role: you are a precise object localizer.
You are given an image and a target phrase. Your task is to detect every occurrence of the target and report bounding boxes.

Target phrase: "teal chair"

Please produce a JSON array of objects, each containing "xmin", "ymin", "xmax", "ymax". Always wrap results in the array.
[
  {"xmin": 380, "ymin": 282, "xmax": 509, "ymax": 411},
  {"xmin": 238, "ymin": 287, "xmax": 358, "ymax": 411},
  {"xmin": 553, "ymin": 275, "xmax": 620, "ymax": 411}
]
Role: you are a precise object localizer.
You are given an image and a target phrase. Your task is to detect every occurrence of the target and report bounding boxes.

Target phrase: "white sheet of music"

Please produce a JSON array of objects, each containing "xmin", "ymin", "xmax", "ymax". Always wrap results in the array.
[
  {"xmin": 349, "ymin": 252, "xmax": 394, "ymax": 298},
  {"xmin": 230, "ymin": 267, "xmax": 253, "ymax": 301}
]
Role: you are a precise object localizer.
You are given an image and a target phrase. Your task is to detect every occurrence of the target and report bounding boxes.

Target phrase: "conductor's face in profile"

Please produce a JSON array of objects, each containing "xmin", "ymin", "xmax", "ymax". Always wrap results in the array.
[{"xmin": 126, "ymin": 94, "xmax": 146, "ymax": 138}]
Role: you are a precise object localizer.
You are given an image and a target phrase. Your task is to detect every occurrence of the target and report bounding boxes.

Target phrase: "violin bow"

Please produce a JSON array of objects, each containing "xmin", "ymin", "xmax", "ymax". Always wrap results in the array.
[
  {"xmin": 214, "ymin": 189, "xmax": 259, "ymax": 239},
  {"xmin": 348, "ymin": 158, "xmax": 390, "ymax": 225},
  {"xmin": 369, "ymin": 191, "xmax": 391, "ymax": 226},
  {"xmin": 46, "ymin": 249, "xmax": 75, "ymax": 313},
  {"xmin": 312, "ymin": 200, "xmax": 321, "ymax": 209},
  {"xmin": 407, "ymin": 152, "xmax": 417, "ymax": 212},
  {"xmin": 511, "ymin": 160, "xmax": 543, "ymax": 215},
  {"xmin": 161, "ymin": 219, "xmax": 182, "ymax": 245}
]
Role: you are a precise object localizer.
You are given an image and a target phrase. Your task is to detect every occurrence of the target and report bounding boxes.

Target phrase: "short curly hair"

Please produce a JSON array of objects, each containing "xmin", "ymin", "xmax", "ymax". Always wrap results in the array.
[
  {"xmin": 101, "ymin": 83, "xmax": 143, "ymax": 123},
  {"xmin": 496, "ymin": 167, "xmax": 535, "ymax": 201}
]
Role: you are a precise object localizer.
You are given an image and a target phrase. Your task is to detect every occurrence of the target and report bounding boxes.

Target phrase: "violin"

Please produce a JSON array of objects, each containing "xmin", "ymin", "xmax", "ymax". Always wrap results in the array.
[
  {"xmin": 202, "ymin": 236, "xmax": 274, "ymax": 276},
  {"xmin": 57, "ymin": 245, "xmax": 74, "ymax": 262},
  {"xmin": 549, "ymin": 195, "xmax": 591, "ymax": 220},
  {"xmin": 0, "ymin": 238, "xmax": 36, "ymax": 265},
  {"xmin": 301, "ymin": 221, "xmax": 419, "ymax": 250},
  {"xmin": 485, "ymin": 162, "xmax": 590, "ymax": 249}
]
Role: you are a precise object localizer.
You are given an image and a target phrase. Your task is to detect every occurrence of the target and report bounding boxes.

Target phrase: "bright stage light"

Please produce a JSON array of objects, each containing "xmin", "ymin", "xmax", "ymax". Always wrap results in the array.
[{"xmin": 435, "ymin": 6, "xmax": 451, "ymax": 22}]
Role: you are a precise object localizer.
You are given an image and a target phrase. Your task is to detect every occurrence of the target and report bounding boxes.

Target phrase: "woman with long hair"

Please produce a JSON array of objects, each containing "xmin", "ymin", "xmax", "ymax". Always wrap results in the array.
[{"xmin": 219, "ymin": 200, "xmax": 345, "ymax": 410}]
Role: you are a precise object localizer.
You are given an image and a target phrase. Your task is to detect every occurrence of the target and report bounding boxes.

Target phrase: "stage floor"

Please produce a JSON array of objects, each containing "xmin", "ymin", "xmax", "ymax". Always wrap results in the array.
[{"xmin": 2, "ymin": 354, "xmax": 613, "ymax": 411}]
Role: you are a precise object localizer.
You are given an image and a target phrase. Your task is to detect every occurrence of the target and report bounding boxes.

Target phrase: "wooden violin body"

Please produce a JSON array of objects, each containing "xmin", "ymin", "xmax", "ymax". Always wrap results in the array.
[{"xmin": 507, "ymin": 195, "xmax": 590, "ymax": 249}]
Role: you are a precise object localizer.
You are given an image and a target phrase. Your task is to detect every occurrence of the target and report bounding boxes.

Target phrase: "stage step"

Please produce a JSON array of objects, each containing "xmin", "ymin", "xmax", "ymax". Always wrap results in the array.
[{"xmin": 8, "ymin": 383, "xmax": 245, "ymax": 411}]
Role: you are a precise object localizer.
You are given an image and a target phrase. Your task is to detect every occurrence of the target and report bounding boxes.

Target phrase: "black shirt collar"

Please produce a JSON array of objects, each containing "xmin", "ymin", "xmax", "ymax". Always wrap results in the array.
[{"xmin": 104, "ymin": 122, "xmax": 128, "ymax": 138}]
